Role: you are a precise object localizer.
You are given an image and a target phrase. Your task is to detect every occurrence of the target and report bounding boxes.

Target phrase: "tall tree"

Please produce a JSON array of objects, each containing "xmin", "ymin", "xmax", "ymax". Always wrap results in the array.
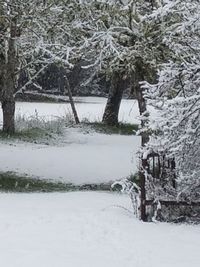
[
  {"xmin": 79, "ymin": 0, "xmax": 163, "ymax": 125},
  {"xmin": 0, "ymin": 0, "xmax": 83, "ymax": 133}
]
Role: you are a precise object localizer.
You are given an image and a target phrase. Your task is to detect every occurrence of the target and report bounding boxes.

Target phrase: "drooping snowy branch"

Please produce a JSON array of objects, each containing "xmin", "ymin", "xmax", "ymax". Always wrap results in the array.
[{"xmin": 144, "ymin": 0, "xmax": 200, "ymax": 201}]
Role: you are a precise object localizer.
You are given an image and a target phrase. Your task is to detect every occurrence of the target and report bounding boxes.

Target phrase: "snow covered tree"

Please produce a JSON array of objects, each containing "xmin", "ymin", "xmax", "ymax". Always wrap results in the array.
[
  {"xmin": 78, "ymin": 0, "xmax": 164, "ymax": 126},
  {"xmin": 144, "ymin": 0, "xmax": 200, "ymax": 203},
  {"xmin": 0, "ymin": 0, "xmax": 83, "ymax": 133}
]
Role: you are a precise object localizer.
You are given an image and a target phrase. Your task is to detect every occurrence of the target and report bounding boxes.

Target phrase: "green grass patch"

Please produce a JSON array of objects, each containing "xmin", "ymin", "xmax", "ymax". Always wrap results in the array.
[
  {"xmin": 83, "ymin": 122, "xmax": 138, "ymax": 135},
  {"xmin": 0, "ymin": 128, "xmax": 53, "ymax": 143},
  {"xmin": 0, "ymin": 172, "xmax": 111, "ymax": 192},
  {"xmin": 0, "ymin": 114, "xmax": 69, "ymax": 143},
  {"xmin": 0, "ymin": 172, "xmax": 71, "ymax": 192}
]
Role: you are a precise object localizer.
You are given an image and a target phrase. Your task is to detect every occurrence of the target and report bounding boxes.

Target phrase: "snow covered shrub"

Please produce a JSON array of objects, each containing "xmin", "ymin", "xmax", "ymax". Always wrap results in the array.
[
  {"xmin": 141, "ymin": 0, "xmax": 200, "ymax": 220},
  {"xmin": 112, "ymin": 175, "xmax": 140, "ymax": 218}
]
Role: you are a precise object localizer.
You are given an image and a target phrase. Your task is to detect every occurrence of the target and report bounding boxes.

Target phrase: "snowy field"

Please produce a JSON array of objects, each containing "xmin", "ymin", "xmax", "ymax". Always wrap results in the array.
[
  {"xmin": 0, "ymin": 98, "xmax": 199, "ymax": 267},
  {"xmin": 0, "ymin": 128, "xmax": 140, "ymax": 184},
  {"xmin": 0, "ymin": 192, "xmax": 199, "ymax": 267},
  {"xmin": 0, "ymin": 97, "xmax": 141, "ymax": 125},
  {"xmin": 0, "ymin": 97, "xmax": 141, "ymax": 183}
]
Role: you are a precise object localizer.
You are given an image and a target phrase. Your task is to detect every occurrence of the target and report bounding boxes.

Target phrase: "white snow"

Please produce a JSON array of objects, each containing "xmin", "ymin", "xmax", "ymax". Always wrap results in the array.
[
  {"xmin": 0, "ymin": 98, "xmax": 199, "ymax": 267},
  {"xmin": 12, "ymin": 97, "xmax": 140, "ymax": 124},
  {"xmin": 0, "ymin": 128, "xmax": 140, "ymax": 183},
  {"xmin": 0, "ymin": 97, "xmax": 141, "ymax": 183},
  {"xmin": 0, "ymin": 192, "xmax": 199, "ymax": 267}
]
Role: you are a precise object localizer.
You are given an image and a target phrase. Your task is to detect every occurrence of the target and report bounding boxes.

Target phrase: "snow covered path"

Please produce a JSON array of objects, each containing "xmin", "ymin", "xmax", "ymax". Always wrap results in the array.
[
  {"xmin": 0, "ymin": 192, "xmax": 199, "ymax": 267},
  {"xmin": 0, "ymin": 128, "xmax": 140, "ymax": 184}
]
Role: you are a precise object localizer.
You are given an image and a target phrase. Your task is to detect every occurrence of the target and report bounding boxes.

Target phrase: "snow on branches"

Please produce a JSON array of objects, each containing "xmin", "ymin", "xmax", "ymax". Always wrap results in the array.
[
  {"xmin": 0, "ymin": 0, "xmax": 88, "ymax": 94},
  {"xmin": 79, "ymin": 0, "xmax": 161, "ymax": 77},
  {"xmin": 145, "ymin": 0, "xmax": 200, "ymax": 202}
]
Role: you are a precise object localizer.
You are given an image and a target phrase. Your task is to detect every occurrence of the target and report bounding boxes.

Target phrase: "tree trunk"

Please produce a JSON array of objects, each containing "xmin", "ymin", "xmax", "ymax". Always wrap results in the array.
[
  {"xmin": 1, "ymin": 18, "xmax": 17, "ymax": 134},
  {"xmin": 64, "ymin": 75, "xmax": 80, "ymax": 124},
  {"xmin": 2, "ymin": 100, "xmax": 15, "ymax": 133},
  {"xmin": 102, "ymin": 72, "xmax": 124, "ymax": 125}
]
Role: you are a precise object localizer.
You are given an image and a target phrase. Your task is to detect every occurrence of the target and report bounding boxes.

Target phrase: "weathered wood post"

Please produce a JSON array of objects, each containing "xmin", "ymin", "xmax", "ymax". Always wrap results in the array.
[
  {"xmin": 131, "ymin": 62, "xmax": 150, "ymax": 221},
  {"xmin": 140, "ymin": 157, "xmax": 147, "ymax": 221}
]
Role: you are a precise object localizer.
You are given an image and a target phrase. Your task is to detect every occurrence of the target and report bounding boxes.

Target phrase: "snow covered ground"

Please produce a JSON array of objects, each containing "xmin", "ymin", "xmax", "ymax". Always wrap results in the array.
[
  {"xmin": 0, "ymin": 128, "xmax": 140, "ymax": 184},
  {"xmin": 12, "ymin": 97, "xmax": 140, "ymax": 124},
  {"xmin": 0, "ymin": 99, "xmax": 199, "ymax": 267},
  {"xmin": 0, "ymin": 97, "xmax": 141, "ymax": 183},
  {"xmin": 0, "ymin": 192, "xmax": 199, "ymax": 267},
  {"xmin": 11, "ymin": 96, "xmax": 156, "ymax": 124}
]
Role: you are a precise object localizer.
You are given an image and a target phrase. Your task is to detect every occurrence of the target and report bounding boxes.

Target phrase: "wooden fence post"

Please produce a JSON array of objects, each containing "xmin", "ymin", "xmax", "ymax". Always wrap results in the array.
[{"xmin": 140, "ymin": 157, "xmax": 147, "ymax": 221}]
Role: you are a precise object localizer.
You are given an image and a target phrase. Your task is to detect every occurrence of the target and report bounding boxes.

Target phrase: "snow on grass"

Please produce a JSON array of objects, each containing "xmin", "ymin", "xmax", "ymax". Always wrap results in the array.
[
  {"xmin": 0, "ymin": 192, "xmax": 199, "ymax": 267},
  {"xmin": 0, "ymin": 97, "xmax": 142, "ymax": 184},
  {"xmin": 0, "ymin": 127, "xmax": 140, "ymax": 184}
]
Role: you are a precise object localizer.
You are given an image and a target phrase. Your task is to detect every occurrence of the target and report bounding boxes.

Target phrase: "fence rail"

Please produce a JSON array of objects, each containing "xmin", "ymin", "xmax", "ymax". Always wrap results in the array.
[{"xmin": 145, "ymin": 200, "xmax": 200, "ymax": 207}]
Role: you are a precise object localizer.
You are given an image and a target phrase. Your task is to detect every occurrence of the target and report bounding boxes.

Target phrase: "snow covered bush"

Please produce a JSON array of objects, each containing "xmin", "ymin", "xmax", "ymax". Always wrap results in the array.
[
  {"xmin": 143, "ymin": 0, "xmax": 200, "ymax": 205},
  {"xmin": 112, "ymin": 176, "xmax": 140, "ymax": 217}
]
